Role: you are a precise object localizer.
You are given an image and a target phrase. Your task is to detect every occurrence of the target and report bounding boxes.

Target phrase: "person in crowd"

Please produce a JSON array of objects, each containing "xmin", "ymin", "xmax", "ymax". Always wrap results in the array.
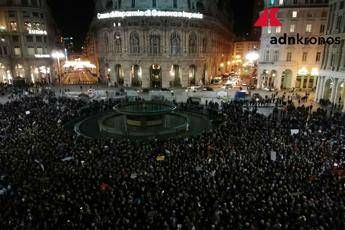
[{"xmin": 0, "ymin": 91, "xmax": 344, "ymax": 230}]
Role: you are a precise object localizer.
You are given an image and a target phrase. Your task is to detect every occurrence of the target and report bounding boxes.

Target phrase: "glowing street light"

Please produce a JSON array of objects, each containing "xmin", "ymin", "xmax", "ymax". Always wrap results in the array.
[
  {"xmin": 51, "ymin": 51, "xmax": 65, "ymax": 84},
  {"xmin": 245, "ymin": 51, "xmax": 260, "ymax": 63}
]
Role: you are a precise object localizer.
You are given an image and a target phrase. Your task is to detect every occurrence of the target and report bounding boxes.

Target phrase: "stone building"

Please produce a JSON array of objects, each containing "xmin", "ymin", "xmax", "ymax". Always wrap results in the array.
[
  {"xmin": 315, "ymin": 0, "xmax": 345, "ymax": 111},
  {"xmin": 257, "ymin": 0, "xmax": 329, "ymax": 90},
  {"xmin": 89, "ymin": 0, "xmax": 233, "ymax": 88},
  {"xmin": 0, "ymin": 0, "xmax": 59, "ymax": 84}
]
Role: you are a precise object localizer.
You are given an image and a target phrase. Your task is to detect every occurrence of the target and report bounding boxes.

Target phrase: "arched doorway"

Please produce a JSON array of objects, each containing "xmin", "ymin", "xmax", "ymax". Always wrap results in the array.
[
  {"xmin": 171, "ymin": 65, "xmax": 181, "ymax": 87},
  {"xmin": 269, "ymin": 70, "xmax": 277, "ymax": 89},
  {"xmin": 150, "ymin": 64, "xmax": 162, "ymax": 88},
  {"xmin": 15, "ymin": 64, "xmax": 25, "ymax": 78},
  {"xmin": 336, "ymin": 81, "xmax": 345, "ymax": 106},
  {"xmin": 115, "ymin": 64, "xmax": 124, "ymax": 86},
  {"xmin": 189, "ymin": 65, "xmax": 196, "ymax": 86},
  {"xmin": 0, "ymin": 63, "xmax": 12, "ymax": 84},
  {"xmin": 281, "ymin": 69, "xmax": 292, "ymax": 89},
  {"xmin": 323, "ymin": 79, "xmax": 333, "ymax": 101},
  {"xmin": 202, "ymin": 64, "xmax": 207, "ymax": 85},
  {"xmin": 260, "ymin": 70, "xmax": 268, "ymax": 88},
  {"xmin": 131, "ymin": 65, "xmax": 142, "ymax": 87}
]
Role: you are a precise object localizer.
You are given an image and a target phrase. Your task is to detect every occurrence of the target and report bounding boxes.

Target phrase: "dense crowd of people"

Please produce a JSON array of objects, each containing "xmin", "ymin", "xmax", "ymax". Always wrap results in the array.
[{"xmin": 0, "ymin": 92, "xmax": 344, "ymax": 229}]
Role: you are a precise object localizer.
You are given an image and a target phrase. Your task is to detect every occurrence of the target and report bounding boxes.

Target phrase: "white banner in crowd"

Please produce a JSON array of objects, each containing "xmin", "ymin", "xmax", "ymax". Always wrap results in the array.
[{"xmin": 290, "ymin": 129, "xmax": 299, "ymax": 136}]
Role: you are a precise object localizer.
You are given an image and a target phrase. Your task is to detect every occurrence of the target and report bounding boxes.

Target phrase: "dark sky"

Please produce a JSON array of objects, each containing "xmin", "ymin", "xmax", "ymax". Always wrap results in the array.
[{"xmin": 48, "ymin": 0, "xmax": 256, "ymax": 51}]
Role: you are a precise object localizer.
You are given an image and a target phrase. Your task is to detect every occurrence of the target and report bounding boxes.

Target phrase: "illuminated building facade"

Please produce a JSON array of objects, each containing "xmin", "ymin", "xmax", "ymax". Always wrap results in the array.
[
  {"xmin": 257, "ymin": 0, "xmax": 329, "ymax": 90},
  {"xmin": 316, "ymin": 0, "xmax": 345, "ymax": 111},
  {"xmin": 90, "ymin": 0, "xmax": 233, "ymax": 88},
  {"xmin": 0, "ymin": 0, "xmax": 59, "ymax": 84}
]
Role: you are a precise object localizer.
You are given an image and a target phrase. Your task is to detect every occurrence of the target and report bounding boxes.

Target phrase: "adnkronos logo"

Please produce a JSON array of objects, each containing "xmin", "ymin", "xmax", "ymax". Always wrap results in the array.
[
  {"xmin": 254, "ymin": 0, "xmax": 341, "ymax": 45},
  {"xmin": 270, "ymin": 33, "xmax": 341, "ymax": 45}
]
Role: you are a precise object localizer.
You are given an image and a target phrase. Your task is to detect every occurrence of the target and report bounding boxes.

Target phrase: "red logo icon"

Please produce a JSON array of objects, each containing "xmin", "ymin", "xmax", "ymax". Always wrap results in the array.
[{"xmin": 254, "ymin": 8, "xmax": 282, "ymax": 27}]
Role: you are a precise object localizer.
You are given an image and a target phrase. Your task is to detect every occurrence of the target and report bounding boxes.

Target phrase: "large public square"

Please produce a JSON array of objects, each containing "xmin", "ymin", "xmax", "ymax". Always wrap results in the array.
[{"xmin": 0, "ymin": 0, "xmax": 345, "ymax": 229}]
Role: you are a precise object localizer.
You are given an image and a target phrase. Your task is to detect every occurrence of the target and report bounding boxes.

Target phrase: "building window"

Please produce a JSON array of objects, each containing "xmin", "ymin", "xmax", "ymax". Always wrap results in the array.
[
  {"xmin": 152, "ymin": 0, "xmax": 156, "ymax": 7},
  {"xmin": 131, "ymin": 0, "xmax": 135, "ymax": 8},
  {"xmin": 149, "ymin": 34, "xmax": 160, "ymax": 55},
  {"xmin": 10, "ymin": 22, "xmax": 17, "ymax": 31},
  {"xmin": 24, "ymin": 22, "xmax": 32, "ymax": 31},
  {"xmin": 320, "ymin": 24, "xmax": 325, "ymax": 33},
  {"xmin": 202, "ymin": 38, "xmax": 207, "ymax": 53},
  {"xmin": 290, "ymin": 24, "xmax": 295, "ymax": 33},
  {"xmin": 293, "ymin": 0, "xmax": 297, "ymax": 4},
  {"xmin": 276, "ymin": 26, "xmax": 281, "ymax": 33},
  {"xmin": 273, "ymin": 50, "xmax": 279, "ymax": 62},
  {"xmin": 286, "ymin": 52, "xmax": 292, "ymax": 62},
  {"xmin": 188, "ymin": 0, "xmax": 191, "ymax": 9},
  {"xmin": 22, "ymin": 11, "xmax": 30, "ymax": 18},
  {"xmin": 267, "ymin": 27, "xmax": 272, "ymax": 34},
  {"xmin": 3, "ymin": 47, "xmax": 8, "ymax": 56},
  {"xmin": 36, "ymin": 47, "xmax": 43, "ymax": 54},
  {"xmin": 14, "ymin": 47, "xmax": 21, "ymax": 56},
  {"xmin": 292, "ymin": 11, "xmax": 297, "ymax": 18},
  {"xmin": 170, "ymin": 32, "xmax": 181, "ymax": 56},
  {"xmin": 302, "ymin": 52, "xmax": 308, "ymax": 62},
  {"xmin": 306, "ymin": 24, "xmax": 312, "ymax": 32},
  {"xmin": 336, "ymin": 16, "xmax": 342, "ymax": 31},
  {"xmin": 8, "ymin": 11, "xmax": 15, "ymax": 17},
  {"xmin": 316, "ymin": 52, "xmax": 321, "ymax": 62},
  {"xmin": 26, "ymin": 35, "xmax": 33, "ymax": 42},
  {"xmin": 321, "ymin": 11, "xmax": 327, "ymax": 18},
  {"xmin": 264, "ymin": 50, "xmax": 269, "ymax": 62},
  {"xmin": 32, "ymin": 12, "xmax": 39, "ymax": 18},
  {"xmin": 340, "ymin": 1, "xmax": 344, "ymax": 9},
  {"xmin": 173, "ymin": 0, "xmax": 177, "ymax": 8},
  {"xmin": 27, "ymin": 46, "xmax": 35, "ymax": 56},
  {"xmin": 36, "ymin": 36, "xmax": 42, "ymax": 42},
  {"xmin": 21, "ymin": 0, "xmax": 29, "ymax": 6},
  {"xmin": 129, "ymin": 32, "xmax": 140, "ymax": 54},
  {"xmin": 104, "ymin": 33, "xmax": 109, "ymax": 52},
  {"xmin": 12, "ymin": 35, "xmax": 19, "ymax": 42},
  {"xmin": 279, "ymin": 0, "xmax": 284, "ymax": 5},
  {"xmin": 114, "ymin": 32, "xmax": 122, "ymax": 53},
  {"xmin": 189, "ymin": 32, "xmax": 197, "ymax": 54}
]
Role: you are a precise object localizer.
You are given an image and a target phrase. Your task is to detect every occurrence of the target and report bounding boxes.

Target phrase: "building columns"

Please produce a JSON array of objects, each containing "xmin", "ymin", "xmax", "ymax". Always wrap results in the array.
[{"xmin": 330, "ymin": 78, "xmax": 338, "ymax": 104}]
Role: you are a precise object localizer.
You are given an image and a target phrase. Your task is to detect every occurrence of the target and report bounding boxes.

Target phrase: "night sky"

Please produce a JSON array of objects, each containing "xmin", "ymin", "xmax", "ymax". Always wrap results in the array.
[{"xmin": 47, "ymin": 0, "xmax": 256, "ymax": 51}]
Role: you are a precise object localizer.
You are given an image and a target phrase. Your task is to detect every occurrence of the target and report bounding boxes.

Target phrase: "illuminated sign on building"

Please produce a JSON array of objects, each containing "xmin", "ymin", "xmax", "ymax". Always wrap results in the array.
[
  {"xmin": 97, "ymin": 10, "xmax": 203, "ymax": 20},
  {"xmin": 29, "ymin": 30, "xmax": 47, "ymax": 35},
  {"xmin": 34, "ymin": 54, "xmax": 51, "ymax": 58}
]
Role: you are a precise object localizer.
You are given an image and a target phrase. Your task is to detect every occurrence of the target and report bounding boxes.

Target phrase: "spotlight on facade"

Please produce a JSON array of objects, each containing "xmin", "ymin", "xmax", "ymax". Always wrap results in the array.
[
  {"xmin": 311, "ymin": 68, "xmax": 319, "ymax": 76},
  {"xmin": 245, "ymin": 51, "xmax": 259, "ymax": 63},
  {"xmin": 298, "ymin": 67, "xmax": 309, "ymax": 76},
  {"xmin": 220, "ymin": 63, "xmax": 225, "ymax": 68}
]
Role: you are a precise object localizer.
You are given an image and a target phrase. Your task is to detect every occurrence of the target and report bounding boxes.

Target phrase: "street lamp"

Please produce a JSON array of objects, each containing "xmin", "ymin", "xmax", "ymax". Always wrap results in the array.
[
  {"xmin": 245, "ymin": 51, "xmax": 260, "ymax": 64},
  {"xmin": 51, "ymin": 51, "xmax": 65, "ymax": 84}
]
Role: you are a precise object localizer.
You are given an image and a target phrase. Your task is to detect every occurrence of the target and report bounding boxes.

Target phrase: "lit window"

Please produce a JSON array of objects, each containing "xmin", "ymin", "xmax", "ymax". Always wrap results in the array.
[
  {"xmin": 276, "ymin": 26, "xmax": 281, "ymax": 33},
  {"xmin": 36, "ymin": 47, "xmax": 43, "ymax": 54},
  {"xmin": 279, "ymin": 0, "xmax": 284, "ymax": 5},
  {"xmin": 267, "ymin": 27, "xmax": 272, "ymax": 34},
  {"xmin": 14, "ymin": 47, "xmax": 21, "ymax": 56},
  {"xmin": 24, "ymin": 22, "xmax": 32, "ymax": 31},
  {"xmin": 28, "ymin": 47, "xmax": 35, "ymax": 56},
  {"xmin": 290, "ymin": 24, "xmax": 295, "ymax": 33},
  {"xmin": 10, "ymin": 22, "xmax": 17, "ymax": 31},
  {"xmin": 292, "ymin": 11, "xmax": 297, "ymax": 18},
  {"xmin": 306, "ymin": 24, "xmax": 312, "ymax": 32}
]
